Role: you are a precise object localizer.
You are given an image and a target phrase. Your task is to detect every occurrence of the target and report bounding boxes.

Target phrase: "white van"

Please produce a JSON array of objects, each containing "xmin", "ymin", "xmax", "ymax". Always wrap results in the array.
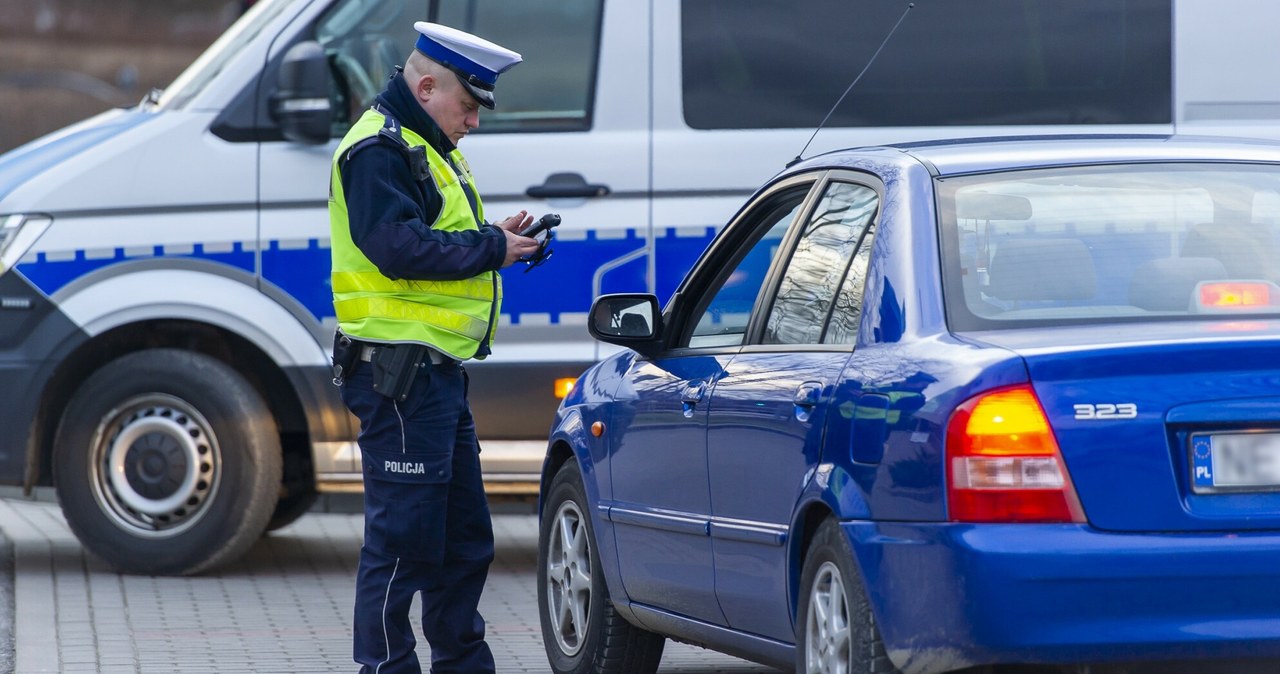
[{"xmin": 0, "ymin": 0, "xmax": 1276, "ymax": 573}]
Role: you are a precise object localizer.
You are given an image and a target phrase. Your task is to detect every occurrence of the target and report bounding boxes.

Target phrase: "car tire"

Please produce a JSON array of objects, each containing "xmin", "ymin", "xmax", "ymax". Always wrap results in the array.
[
  {"xmin": 537, "ymin": 460, "xmax": 665, "ymax": 674},
  {"xmin": 53, "ymin": 349, "xmax": 283, "ymax": 575},
  {"xmin": 797, "ymin": 518, "xmax": 901, "ymax": 674}
]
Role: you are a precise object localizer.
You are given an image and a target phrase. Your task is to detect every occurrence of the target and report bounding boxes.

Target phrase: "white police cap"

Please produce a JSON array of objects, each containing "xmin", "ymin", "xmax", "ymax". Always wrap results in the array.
[{"xmin": 413, "ymin": 22, "xmax": 522, "ymax": 110}]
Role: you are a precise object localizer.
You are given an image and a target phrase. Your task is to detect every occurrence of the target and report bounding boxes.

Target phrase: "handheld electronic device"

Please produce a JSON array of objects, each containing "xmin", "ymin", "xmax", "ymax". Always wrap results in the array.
[{"xmin": 519, "ymin": 212, "xmax": 561, "ymax": 239}]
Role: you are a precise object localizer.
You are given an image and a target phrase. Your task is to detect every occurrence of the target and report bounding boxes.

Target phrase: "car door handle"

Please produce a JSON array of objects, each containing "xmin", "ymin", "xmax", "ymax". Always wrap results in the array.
[
  {"xmin": 681, "ymin": 381, "xmax": 707, "ymax": 404},
  {"xmin": 526, "ymin": 172, "xmax": 611, "ymax": 199},
  {"xmin": 793, "ymin": 382, "xmax": 823, "ymax": 407},
  {"xmin": 793, "ymin": 381, "xmax": 824, "ymax": 422},
  {"xmin": 680, "ymin": 381, "xmax": 708, "ymax": 418}
]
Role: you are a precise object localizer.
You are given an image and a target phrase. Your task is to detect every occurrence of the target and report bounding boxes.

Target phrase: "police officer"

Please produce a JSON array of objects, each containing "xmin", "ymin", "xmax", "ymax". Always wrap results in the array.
[{"xmin": 328, "ymin": 21, "xmax": 538, "ymax": 674}]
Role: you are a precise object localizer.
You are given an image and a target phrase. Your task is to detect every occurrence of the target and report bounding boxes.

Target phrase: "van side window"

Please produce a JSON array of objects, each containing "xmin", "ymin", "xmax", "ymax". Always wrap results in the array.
[
  {"xmin": 433, "ymin": 0, "xmax": 603, "ymax": 132},
  {"xmin": 316, "ymin": 0, "xmax": 418, "ymax": 133},
  {"xmin": 681, "ymin": 0, "xmax": 1171, "ymax": 130}
]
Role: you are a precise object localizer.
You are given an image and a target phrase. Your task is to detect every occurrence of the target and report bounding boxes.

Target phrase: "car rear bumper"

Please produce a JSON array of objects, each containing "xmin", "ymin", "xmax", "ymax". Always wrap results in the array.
[{"xmin": 846, "ymin": 521, "xmax": 1280, "ymax": 674}]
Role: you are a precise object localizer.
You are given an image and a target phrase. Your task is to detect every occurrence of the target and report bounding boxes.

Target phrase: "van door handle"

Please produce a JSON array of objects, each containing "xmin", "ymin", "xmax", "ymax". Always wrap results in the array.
[{"xmin": 526, "ymin": 172, "xmax": 611, "ymax": 199}]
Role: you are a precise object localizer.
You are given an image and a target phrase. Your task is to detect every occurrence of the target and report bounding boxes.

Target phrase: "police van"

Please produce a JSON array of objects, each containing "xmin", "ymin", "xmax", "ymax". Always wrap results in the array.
[{"xmin": 0, "ymin": 0, "xmax": 1275, "ymax": 573}]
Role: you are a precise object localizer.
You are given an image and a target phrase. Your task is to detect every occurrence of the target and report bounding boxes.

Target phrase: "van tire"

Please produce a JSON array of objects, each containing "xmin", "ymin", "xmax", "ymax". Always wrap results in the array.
[
  {"xmin": 537, "ymin": 460, "xmax": 665, "ymax": 674},
  {"xmin": 53, "ymin": 349, "xmax": 283, "ymax": 575},
  {"xmin": 265, "ymin": 448, "xmax": 317, "ymax": 532}
]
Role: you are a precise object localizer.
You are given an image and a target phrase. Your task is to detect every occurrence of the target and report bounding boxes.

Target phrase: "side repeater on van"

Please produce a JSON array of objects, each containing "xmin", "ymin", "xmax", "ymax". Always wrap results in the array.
[{"xmin": 535, "ymin": 135, "xmax": 1280, "ymax": 674}]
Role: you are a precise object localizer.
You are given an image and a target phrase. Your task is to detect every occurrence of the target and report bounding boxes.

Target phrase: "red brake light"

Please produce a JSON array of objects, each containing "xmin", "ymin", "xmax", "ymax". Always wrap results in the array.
[
  {"xmin": 1198, "ymin": 282, "xmax": 1272, "ymax": 309},
  {"xmin": 946, "ymin": 386, "xmax": 1086, "ymax": 523}
]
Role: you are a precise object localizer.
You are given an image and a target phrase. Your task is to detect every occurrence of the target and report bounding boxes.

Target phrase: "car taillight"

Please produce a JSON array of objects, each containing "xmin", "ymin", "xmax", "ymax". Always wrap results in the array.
[{"xmin": 946, "ymin": 385, "xmax": 1085, "ymax": 523}]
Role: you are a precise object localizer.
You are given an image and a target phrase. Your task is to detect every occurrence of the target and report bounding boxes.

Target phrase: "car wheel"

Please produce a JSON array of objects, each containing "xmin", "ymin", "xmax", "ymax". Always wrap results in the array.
[
  {"xmin": 53, "ymin": 349, "xmax": 283, "ymax": 575},
  {"xmin": 537, "ymin": 460, "xmax": 665, "ymax": 674},
  {"xmin": 797, "ymin": 518, "xmax": 901, "ymax": 674}
]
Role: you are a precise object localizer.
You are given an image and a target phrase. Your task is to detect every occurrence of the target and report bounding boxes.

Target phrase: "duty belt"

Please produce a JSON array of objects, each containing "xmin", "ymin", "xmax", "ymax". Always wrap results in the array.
[{"xmin": 359, "ymin": 344, "xmax": 457, "ymax": 366}]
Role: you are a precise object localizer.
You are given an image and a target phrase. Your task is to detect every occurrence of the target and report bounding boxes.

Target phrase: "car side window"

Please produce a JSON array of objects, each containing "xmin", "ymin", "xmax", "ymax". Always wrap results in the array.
[
  {"xmin": 763, "ymin": 181, "xmax": 879, "ymax": 345},
  {"xmin": 686, "ymin": 191, "xmax": 807, "ymax": 349},
  {"xmin": 434, "ymin": 0, "xmax": 604, "ymax": 132}
]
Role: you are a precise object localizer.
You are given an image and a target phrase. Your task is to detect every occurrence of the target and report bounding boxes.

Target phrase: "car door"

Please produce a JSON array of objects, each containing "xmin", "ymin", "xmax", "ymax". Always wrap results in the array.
[
  {"xmin": 607, "ymin": 178, "xmax": 815, "ymax": 624},
  {"xmin": 707, "ymin": 175, "xmax": 882, "ymax": 641}
]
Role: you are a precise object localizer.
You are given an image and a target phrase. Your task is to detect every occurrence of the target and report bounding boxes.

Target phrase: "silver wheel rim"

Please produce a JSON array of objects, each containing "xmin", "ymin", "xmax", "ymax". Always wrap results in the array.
[
  {"xmin": 805, "ymin": 560, "xmax": 851, "ymax": 674},
  {"xmin": 545, "ymin": 498, "xmax": 592, "ymax": 656},
  {"xmin": 89, "ymin": 393, "xmax": 221, "ymax": 538}
]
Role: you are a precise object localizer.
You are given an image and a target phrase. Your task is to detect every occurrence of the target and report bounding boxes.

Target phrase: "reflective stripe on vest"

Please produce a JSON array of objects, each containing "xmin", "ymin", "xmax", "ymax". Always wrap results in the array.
[{"xmin": 329, "ymin": 107, "xmax": 500, "ymax": 360}]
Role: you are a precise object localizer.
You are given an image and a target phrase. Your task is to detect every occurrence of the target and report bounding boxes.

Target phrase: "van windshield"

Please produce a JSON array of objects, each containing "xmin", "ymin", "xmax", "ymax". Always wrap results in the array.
[
  {"xmin": 938, "ymin": 163, "xmax": 1280, "ymax": 330},
  {"xmin": 156, "ymin": 0, "xmax": 297, "ymax": 110}
]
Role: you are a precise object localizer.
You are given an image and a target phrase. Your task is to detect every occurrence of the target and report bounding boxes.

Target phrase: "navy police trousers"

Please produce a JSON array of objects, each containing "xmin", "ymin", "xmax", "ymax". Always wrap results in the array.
[{"xmin": 340, "ymin": 360, "xmax": 495, "ymax": 674}]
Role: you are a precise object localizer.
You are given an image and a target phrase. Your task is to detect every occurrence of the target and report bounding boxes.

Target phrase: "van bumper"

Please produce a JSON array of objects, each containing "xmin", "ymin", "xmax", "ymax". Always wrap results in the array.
[
  {"xmin": 0, "ymin": 270, "xmax": 87, "ymax": 486},
  {"xmin": 315, "ymin": 439, "xmax": 544, "ymax": 499}
]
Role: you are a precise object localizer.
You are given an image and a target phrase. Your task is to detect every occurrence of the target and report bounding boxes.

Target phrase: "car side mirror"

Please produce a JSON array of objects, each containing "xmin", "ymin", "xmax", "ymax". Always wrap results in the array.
[
  {"xmin": 588, "ymin": 294, "xmax": 663, "ymax": 356},
  {"xmin": 270, "ymin": 41, "xmax": 332, "ymax": 145}
]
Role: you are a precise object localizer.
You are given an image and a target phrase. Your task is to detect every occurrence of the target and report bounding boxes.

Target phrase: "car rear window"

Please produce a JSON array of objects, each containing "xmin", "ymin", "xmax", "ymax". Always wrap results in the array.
[{"xmin": 938, "ymin": 163, "xmax": 1280, "ymax": 330}]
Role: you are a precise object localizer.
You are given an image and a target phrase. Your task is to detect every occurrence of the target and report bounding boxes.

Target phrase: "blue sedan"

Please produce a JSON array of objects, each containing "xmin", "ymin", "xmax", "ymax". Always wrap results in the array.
[{"xmin": 535, "ymin": 135, "xmax": 1280, "ymax": 674}]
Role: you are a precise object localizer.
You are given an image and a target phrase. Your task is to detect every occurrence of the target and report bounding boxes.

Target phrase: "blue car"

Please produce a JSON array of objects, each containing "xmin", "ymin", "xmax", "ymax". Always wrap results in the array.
[{"xmin": 535, "ymin": 136, "xmax": 1280, "ymax": 674}]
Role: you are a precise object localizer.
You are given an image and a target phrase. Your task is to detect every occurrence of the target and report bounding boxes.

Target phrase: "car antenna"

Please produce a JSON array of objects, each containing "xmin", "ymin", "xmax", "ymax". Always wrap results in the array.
[{"xmin": 787, "ymin": 2, "xmax": 915, "ymax": 169}]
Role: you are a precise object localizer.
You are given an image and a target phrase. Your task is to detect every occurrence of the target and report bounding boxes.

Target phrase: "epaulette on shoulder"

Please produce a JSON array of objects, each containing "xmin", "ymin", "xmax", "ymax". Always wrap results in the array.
[{"xmin": 340, "ymin": 110, "xmax": 429, "ymax": 183}]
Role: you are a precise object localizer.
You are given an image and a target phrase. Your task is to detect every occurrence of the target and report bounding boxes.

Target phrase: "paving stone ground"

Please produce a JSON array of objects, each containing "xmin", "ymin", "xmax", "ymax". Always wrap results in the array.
[{"xmin": 0, "ymin": 495, "xmax": 782, "ymax": 673}]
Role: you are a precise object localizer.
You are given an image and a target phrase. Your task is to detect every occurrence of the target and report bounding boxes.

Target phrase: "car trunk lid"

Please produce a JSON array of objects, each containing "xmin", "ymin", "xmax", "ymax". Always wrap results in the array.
[{"xmin": 962, "ymin": 319, "xmax": 1280, "ymax": 532}]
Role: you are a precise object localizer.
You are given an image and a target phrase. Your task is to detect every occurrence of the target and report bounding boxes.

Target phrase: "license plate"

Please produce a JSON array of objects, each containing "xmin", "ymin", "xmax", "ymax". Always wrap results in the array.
[{"xmin": 1190, "ymin": 432, "xmax": 1280, "ymax": 493}]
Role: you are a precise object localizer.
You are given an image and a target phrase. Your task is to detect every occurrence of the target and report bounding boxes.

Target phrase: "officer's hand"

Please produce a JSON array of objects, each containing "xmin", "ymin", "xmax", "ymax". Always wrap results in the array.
[
  {"xmin": 501, "ymin": 228, "xmax": 540, "ymax": 268},
  {"xmin": 496, "ymin": 211, "xmax": 534, "ymax": 233}
]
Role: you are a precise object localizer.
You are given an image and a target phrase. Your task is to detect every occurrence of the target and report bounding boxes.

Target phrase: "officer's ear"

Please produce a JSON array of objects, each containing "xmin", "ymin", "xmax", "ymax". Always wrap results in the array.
[{"xmin": 413, "ymin": 74, "xmax": 436, "ymax": 104}]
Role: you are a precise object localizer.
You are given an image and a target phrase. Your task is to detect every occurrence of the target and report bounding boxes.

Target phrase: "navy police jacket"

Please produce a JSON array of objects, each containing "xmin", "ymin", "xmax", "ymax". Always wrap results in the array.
[{"xmin": 339, "ymin": 74, "xmax": 507, "ymax": 282}]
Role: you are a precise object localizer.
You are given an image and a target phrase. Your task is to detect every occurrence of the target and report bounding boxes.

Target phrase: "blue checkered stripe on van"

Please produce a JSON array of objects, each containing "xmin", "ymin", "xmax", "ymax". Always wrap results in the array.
[{"xmin": 17, "ymin": 227, "xmax": 719, "ymax": 325}]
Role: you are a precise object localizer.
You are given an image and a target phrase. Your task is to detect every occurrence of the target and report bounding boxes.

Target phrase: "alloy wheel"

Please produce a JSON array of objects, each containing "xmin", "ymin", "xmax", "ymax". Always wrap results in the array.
[
  {"xmin": 805, "ymin": 560, "xmax": 851, "ymax": 674},
  {"xmin": 546, "ymin": 498, "xmax": 593, "ymax": 656}
]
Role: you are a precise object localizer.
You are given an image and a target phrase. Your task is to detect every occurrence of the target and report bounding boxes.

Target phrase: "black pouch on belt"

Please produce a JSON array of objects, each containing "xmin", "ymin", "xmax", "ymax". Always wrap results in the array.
[
  {"xmin": 369, "ymin": 343, "xmax": 428, "ymax": 401},
  {"xmin": 332, "ymin": 332, "xmax": 360, "ymax": 386}
]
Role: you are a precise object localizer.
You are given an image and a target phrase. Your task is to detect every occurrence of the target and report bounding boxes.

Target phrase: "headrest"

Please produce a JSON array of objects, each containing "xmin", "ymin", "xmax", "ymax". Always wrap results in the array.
[
  {"xmin": 1182, "ymin": 222, "xmax": 1270, "ymax": 279},
  {"xmin": 413, "ymin": 22, "xmax": 522, "ymax": 109},
  {"xmin": 1129, "ymin": 257, "xmax": 1228, "ymax": 311},
  {"xmin": 986, "ymin": 238, "xmax": 1096, "ymax": 302}
]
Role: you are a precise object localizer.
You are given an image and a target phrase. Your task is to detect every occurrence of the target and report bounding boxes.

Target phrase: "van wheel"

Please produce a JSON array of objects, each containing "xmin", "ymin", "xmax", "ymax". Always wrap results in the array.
[
  {"xmin": 537, "ymin": 461, "xmax": 665, "ymax": 674},
  {"xmin": 797, "ymin": 519, "xmax": 901, "ymax": 674},
  {"xmin": 265, "ymin": 486, "xmax": 317, "ymax": 532},
  {"xmin": 53, "ymin": 349, "xmax": 282, "ymax": 575},
  {"xmin": 265, "ymin": 447, "xmax": 317, "ymax": 532}
]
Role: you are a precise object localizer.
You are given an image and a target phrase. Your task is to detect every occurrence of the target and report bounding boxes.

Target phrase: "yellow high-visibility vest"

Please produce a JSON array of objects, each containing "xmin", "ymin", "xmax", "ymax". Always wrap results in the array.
[{"xmin": 329, "ymin": 108, "xmax": 500, "ymax": 360}]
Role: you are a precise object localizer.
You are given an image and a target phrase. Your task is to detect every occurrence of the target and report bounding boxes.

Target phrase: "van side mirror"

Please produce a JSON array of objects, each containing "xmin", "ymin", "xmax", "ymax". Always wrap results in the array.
[
  {"xmin": 588, "ymin": 294, "xmax": 663, "ymax": 356},
  {"xmin": 270, "ymin": 41, "xmax": 332, "ymax": 145}
]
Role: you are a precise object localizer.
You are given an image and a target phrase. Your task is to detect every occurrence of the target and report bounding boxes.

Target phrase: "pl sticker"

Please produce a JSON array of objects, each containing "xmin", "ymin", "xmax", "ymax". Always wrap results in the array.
[{"xmin": 1191, "ymin": 436, "xmax": 1214, "ymax": 489}]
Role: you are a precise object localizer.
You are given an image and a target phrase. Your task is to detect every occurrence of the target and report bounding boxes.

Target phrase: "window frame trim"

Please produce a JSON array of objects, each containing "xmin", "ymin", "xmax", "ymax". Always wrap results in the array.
[
  {"xmin": 755, "ymin": 174, "xmax": 884, "ymax": 347},
  {"xmin": 661, "ymin": 169, "xmax": 885, "ymax": 356}
]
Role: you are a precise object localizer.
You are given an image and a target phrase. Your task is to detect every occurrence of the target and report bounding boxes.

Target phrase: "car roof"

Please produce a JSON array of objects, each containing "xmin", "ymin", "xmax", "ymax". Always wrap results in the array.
[{"xmin": 808, "ymin": 134, "xmax": 1280, "ymax": 178}]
